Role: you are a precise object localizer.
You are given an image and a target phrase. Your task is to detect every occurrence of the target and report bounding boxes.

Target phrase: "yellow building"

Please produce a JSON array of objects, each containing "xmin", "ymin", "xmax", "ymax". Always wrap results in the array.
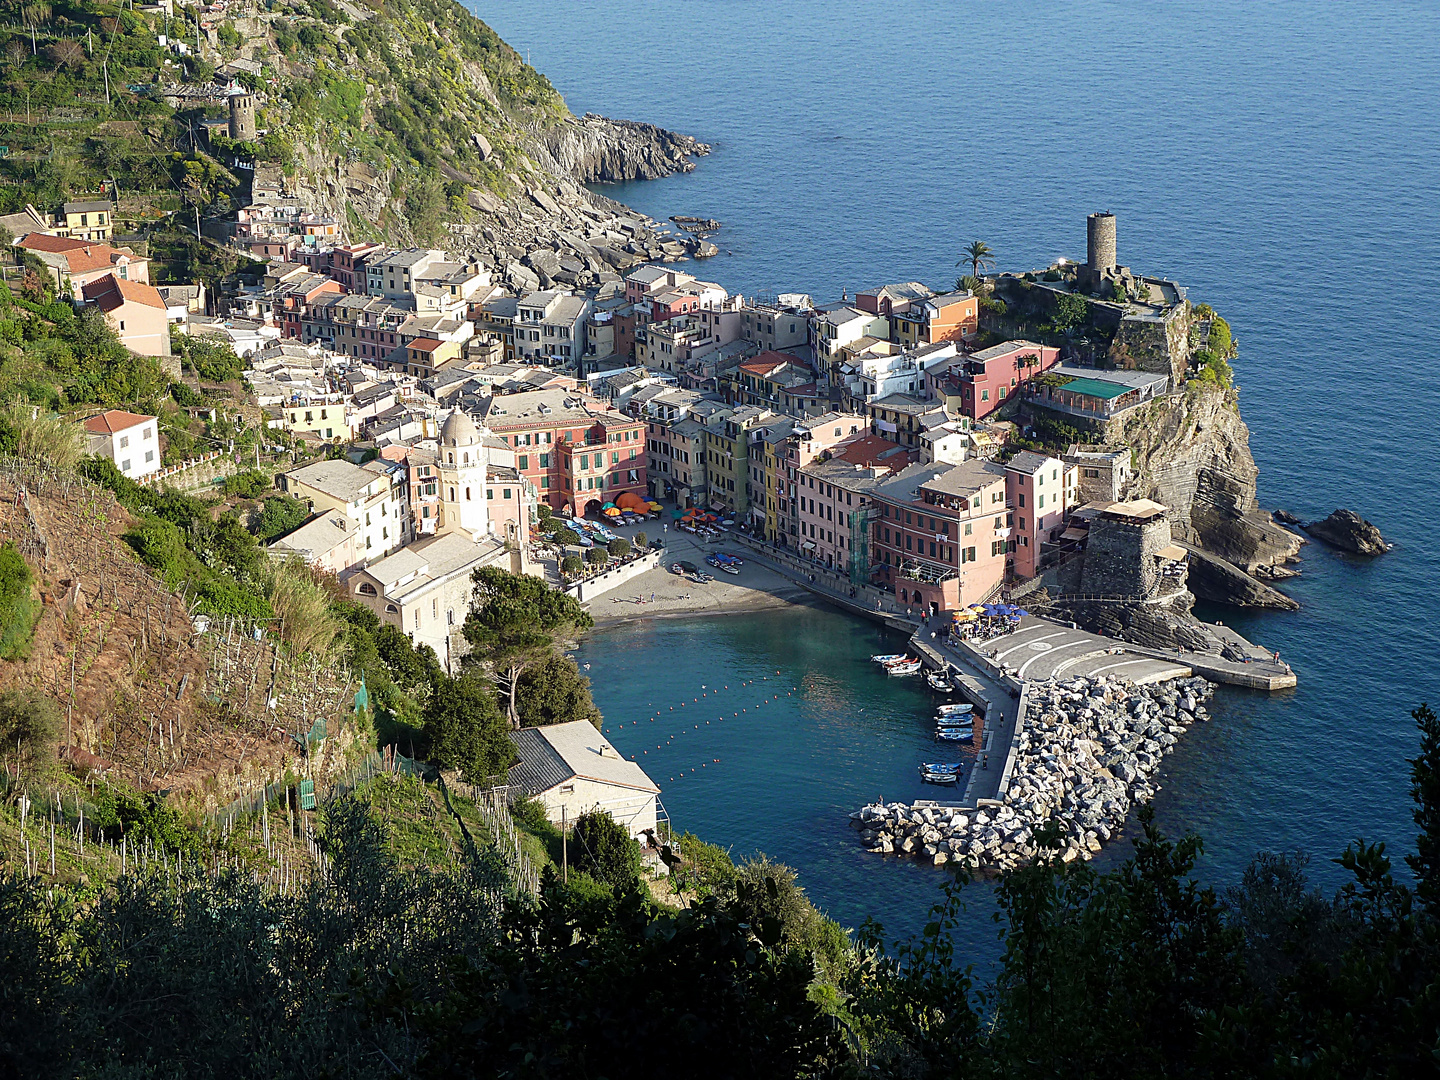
[
  {"xmin": 60, "ymin": 200, "xmax": 114, "ymax": 242},
  {"xmin": 283, "ymin": 399, "xmax": 356, "ymax": 442}
]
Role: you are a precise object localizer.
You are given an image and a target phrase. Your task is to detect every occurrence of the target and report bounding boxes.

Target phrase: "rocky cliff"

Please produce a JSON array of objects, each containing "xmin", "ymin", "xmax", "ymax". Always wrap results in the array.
[
  {"xmin": 539, "ymin": 114, "xmax": 712, "ymax": 182},
  {"xmin": 1112, "ymin": 385, "xmax": 1303, "ymax": 577}
]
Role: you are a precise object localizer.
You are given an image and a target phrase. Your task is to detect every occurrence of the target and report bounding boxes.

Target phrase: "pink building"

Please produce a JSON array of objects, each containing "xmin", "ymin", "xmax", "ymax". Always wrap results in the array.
[
  {"xmin": 794, "ymin": 434, "xmax": 915, "ymax": 574},
  {"xmin": 1004, "ymin": 451, "xmax": 1079, "ymax": 580},
  {"xmin": 770, "ymin": 412, "xmax": 868, "ymax": 545},
  {"xmin": 939, "ymin": 340, "xmax": 1060, "ymax": 421},
  {"xmin": 870, "ymin": 458, "xmax": 1011, "ymax": 616}
]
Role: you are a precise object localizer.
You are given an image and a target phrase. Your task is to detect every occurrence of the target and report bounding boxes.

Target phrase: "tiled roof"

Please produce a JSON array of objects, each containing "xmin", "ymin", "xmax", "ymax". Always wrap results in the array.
[
  {"xmin": 83, "ymin": 409, "xmax": 154, "ymax": 434},
  {"xmin": 82, "ymin": 274, "xmax": 164, "ymax": 310},
  {"xmin": 509, "ymin": 720, "xmax": 659, "ymax": 795}
]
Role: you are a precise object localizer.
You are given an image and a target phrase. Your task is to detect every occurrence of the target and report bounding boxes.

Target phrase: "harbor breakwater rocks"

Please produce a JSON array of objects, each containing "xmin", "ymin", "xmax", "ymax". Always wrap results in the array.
[{"xmin": 849, "ymin": 674, "xmax": 1215, "ymax": 870}]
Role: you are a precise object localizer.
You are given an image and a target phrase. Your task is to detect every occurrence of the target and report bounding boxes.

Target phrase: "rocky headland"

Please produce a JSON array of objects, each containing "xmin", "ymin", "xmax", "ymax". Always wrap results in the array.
[{"xmin": 851, "ymin": 674, "xmax": 1216, "ymax": 870}]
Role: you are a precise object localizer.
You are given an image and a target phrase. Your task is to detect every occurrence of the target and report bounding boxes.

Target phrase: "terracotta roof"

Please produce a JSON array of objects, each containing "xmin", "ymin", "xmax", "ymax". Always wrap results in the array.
[
  {"xmin": 407, "ymin": 337, "xmax": 444, "ymax": 352},
  {"xmin": 82, "ymin": 273, "xmax": 165, "ymax": 311},
  {"xmin": 16, "ymin": 233, "xmax": 91, "ymax": 253},
  {"xmin": 84, "ymin": 409, "xmax": 155, "ymax": 434}
]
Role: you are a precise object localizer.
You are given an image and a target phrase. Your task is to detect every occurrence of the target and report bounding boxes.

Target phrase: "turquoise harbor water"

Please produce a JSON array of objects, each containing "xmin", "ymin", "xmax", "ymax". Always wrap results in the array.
[{"xmin": 480, "ymin": 1, "xmax": 1440, "ymax": 942}]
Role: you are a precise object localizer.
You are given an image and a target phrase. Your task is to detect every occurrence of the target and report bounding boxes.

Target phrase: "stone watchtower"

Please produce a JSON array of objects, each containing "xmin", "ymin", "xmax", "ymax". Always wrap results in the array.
[
  {"xmin": 1087, "ymin": 211, "xmax": 1117, "ymax": 276},
  {"xmin": 228, "ymin": 92, "xmax": 257, "ymax": 142},
  {"xmin": 1078, "ymin": 501, "xmax": 1170, "ymax": 599}
]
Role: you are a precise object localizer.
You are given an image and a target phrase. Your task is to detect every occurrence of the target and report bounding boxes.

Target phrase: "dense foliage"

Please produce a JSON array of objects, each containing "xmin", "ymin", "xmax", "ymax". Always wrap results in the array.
[{"xmin": 0, "ymin": 705, "xmax": 1438, "ymax": 1076}]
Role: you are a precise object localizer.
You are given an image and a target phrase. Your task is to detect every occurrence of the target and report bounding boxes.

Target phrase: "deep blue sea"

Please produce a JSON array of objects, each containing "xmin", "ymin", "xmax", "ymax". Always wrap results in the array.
[{"xmin": 475, "ymin": 0, "xmax": 1440, "ymax": 948}]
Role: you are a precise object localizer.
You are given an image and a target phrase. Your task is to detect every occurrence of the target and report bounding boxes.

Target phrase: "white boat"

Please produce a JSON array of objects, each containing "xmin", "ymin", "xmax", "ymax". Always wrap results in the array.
[
  {"xmin": 935, "ymin": 730, "xmax": 971, "ymax": 741},
  {"xmin": 872, "ymin": 653, "xmax": 907, "ymax": 664},
  {"xmin": 936, "ymin": 703, "xmax": 974, "ymax": 717},
  {"xmin": 926, "ymin": 672, "xmax": 952, "ymax": 691},
  {"xmin": 920, "ymin": 767, "xmax": 960, "ymax": 784},
  {"xmin": 887, "ymin": 660, "xmax": 922, "ymax": 676},
  {"xmin": 921, "ymin": 762, "xmax": 961, "ymax": 774}
]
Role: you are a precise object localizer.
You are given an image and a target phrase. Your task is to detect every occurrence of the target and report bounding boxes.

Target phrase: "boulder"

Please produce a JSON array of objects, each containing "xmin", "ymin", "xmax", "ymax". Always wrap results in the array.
[
  {"xmin": 470, "ymin": 132, "xmax": 493, "ymax": 160},
  {"xmin": 1303, "ymin": 509, "xmax": 1390, "ymax": 556}
]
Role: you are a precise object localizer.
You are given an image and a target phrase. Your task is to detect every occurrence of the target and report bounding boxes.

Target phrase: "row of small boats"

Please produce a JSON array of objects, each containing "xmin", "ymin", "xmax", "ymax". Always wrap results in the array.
[{"xmin": 871, "ymin": 653, "xmax": 922, "ymax": 676}]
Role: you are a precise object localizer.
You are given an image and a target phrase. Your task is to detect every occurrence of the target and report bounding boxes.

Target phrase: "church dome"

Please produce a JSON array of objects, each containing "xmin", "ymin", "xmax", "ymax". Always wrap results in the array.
[{"xmin": 440, "ymin": 408, "xmax": 481, "ymax": 447}]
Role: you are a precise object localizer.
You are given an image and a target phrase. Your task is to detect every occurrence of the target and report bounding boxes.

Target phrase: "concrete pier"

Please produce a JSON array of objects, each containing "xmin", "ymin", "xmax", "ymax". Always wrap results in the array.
[{"xmin": 910, "ymin": 613, "xmax": 1295, "ymax": 809}]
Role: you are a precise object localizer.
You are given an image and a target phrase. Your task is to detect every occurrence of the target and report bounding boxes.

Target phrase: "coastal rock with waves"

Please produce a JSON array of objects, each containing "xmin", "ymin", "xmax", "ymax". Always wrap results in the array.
[
  {"xmin": 1303, "ymin": 509, "xmax": 1390, "ymax": 555},
  {"xmin": 850, "ymin": 675, "xmax": 1215, "ymax": 870},
  {"xmin": 539, "ymin": 114, "xmax": 712, "ymax": 182}
]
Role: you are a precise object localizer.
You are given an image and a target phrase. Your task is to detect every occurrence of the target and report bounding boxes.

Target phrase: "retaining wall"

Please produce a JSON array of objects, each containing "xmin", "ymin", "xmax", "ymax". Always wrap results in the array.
[{"xmin": 567, "ymin": 549, "xmax": 663, "ymax": 602}]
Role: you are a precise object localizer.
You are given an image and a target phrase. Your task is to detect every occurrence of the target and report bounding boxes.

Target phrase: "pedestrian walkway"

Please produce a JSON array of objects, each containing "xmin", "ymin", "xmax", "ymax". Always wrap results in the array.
[{"xmin": 729, "ymin": 533, "xmax": 920, "ymax": 632}]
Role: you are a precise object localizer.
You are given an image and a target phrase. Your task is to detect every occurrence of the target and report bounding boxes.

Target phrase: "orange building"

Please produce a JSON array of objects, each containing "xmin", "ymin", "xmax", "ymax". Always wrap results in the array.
[{"xmin": 894, "ymin": 291, "xmax": 980, "ymax": 346}]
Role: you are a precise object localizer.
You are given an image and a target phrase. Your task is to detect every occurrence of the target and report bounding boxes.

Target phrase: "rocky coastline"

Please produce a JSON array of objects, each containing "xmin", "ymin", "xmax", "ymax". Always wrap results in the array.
[
  {"xmin": 850, "ymin": 674, "xmax": 1215, "ymax": 871},
  {"xmin": 1302, "ymin": 509, "xmax": 1390, "ymax": 555}
]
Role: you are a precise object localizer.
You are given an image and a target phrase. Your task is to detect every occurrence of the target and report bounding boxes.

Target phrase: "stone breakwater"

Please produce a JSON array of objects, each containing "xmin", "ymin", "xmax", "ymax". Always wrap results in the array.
[{"xmin": 848, "ymin": 674, "xmax": 1216, "ymax": 870}]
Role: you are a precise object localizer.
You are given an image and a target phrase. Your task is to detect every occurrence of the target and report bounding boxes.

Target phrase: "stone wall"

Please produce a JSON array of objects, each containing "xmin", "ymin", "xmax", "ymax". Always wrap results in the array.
[
  {"xmin": 1078, "ymin": 514, "xmax": 1168, "ymax": 598},
  {"xmin": 1108, "ymin": 303, "xmax": 1190, "ymax": 384}
]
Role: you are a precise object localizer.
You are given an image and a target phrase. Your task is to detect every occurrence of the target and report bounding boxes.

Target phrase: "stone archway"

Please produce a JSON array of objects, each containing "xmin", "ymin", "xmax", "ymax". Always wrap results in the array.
[{"xmin": 584, "ymin": 499, "xmax": 604, "ymax": 519}]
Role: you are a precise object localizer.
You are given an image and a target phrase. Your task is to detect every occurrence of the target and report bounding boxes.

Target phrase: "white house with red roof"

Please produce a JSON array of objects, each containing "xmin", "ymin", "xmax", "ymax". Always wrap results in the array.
[
  {"xmin": 83, "ymin": 410, "xmax": 159, "ymax": 479},
  {"xmin": 81, "ymin": 274, "xmax": 171, "ymax": 357}
]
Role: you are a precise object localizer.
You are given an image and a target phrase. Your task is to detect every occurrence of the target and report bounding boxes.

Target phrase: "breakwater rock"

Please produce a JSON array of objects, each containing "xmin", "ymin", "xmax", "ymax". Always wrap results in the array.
[
  {"xmin": 850, "ymin": 674, "xmax": 1215, "ymax": 871},
  {"xmin": 1303, "ymin": 509, "xmax": 1390, "ymax": 555}
]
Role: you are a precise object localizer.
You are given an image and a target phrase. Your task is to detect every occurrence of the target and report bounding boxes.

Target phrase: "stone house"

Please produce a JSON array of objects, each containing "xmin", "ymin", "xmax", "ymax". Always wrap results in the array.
[{"xmin": 509, "ymin": 720, "xmax": 661, "ymax": 839}]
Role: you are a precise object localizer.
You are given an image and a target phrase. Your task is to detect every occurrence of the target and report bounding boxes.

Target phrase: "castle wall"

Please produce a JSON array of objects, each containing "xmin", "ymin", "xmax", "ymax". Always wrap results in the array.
[{"xmin": 1078, "ymin": 515, "xmax": 1168, "ymax": 598}]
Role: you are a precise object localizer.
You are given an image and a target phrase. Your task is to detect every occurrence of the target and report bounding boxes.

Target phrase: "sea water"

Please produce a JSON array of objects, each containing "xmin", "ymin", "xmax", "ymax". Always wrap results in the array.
[{"xmin": 482, "ymin": 0, "xmax": 1440, "ymax": 945}]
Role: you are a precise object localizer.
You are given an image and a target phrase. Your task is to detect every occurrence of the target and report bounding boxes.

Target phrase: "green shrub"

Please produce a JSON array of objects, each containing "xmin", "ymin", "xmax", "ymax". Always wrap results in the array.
[
  {"xmin": 607, "ymin": 538, "xmax": 631, "ymax": 558},
  {"xmin": 634, "ymin": 531, "xmax": 647, "ymax": 549},
  {"xmin": 223, "ymin": 469, "xmax": 272, "ymax": 499},
  {"xmin": 252, "ymin": 494, "xmax": 310, "ymax": 542},
  {"xmin": 169, "ymin": 382, "xmax": 204, "ymax": 407},
  {"xmin": 511, "ymin": 795, "xmax": 557, "ymax": 837},
  {"xmin": 584, "ymin": 548, "xmax": 607, "ymax": 566},
  {"xmin": 552, "ymin": 526, "xmax": 581, "ymax": 546},
  {"xmin": 560, "ymin": 555, "xmax": 582, "ymax": 576},
  {"xmin": 672, "ymin": 831, "xmax": 737, "ymax": 898},
  {"xmin": 569, "ymin": 809, "xmax": 642, "ymax": 892},
  {"xmin": 0, "ymin": 542, "xmax": 40, "ymax": 659},
  {"xmin": 0, "ymin": 689, "xmax": 60, "ymax": 775}
]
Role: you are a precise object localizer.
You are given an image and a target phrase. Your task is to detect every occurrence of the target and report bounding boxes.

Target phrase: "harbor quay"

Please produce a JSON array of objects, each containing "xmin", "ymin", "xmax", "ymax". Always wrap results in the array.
[{"xmin": 846, "ymin": 612, "xmax": 1291, "ymax": 870}]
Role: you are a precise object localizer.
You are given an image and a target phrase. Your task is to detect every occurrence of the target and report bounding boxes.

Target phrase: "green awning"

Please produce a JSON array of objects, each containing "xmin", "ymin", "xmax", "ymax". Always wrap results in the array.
[{"xmin": 1056, "ymin": 377, "xmax": 1131, "ymax": 400}]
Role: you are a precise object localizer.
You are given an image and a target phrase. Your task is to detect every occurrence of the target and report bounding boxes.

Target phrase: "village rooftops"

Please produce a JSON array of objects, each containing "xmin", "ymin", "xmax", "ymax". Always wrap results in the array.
[
  {"xmin": 63, "ymin": 200, "xmax": 114, "ymax": 215},
  {"xmin": 868, "ymin": 392, "xmax": 933, "ymax": 416},
  {"xmin": 876, "ymin": 459, "xmax": 1006, "ymax": 508},
  {"xmin": 478, "ymin": 387, "xmax": 615, "ymax": 430},
  {"xmin": 268, "ymin": 512, "xmax": 350, "ymax": 562},
  {"xmin": 82, "ymin": 275, "xmax": 164, "ymax": 311},
  {"xmin": 284, "ymin": 458, "xmax": 388, "ymax": 503},
  {"xmin": 970, "ymin": 339, "xmax": 1049, "ymax": 362},
  {"xmin": 1005, "ymin": 450, "xmax": 1055, "ymax": 474},
  {"xmin": 362, "ymin": 532, "xmax": 502, "ymax": 595},
  {"xmin": 510, "ymin": 720, "xmax": 660, "ymax": 796}
]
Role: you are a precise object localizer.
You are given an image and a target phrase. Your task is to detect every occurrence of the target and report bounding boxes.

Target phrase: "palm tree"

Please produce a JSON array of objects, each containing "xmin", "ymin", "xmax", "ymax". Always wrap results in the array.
[{"xmin": 958, "ymin": 240, "xmax": 996, "ymax": 281}]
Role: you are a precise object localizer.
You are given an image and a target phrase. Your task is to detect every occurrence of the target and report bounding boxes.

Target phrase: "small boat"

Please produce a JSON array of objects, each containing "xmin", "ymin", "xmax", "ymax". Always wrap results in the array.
[
  {"xmin": 888, "ymin": 659, "xmax": 922, "ymax": 676},
  {"xmin": 718, "ymin": 562, "xmax": 740, "ymax": 575},
  {"xmin": 935, "ymin": 730, "xmax": 971, "ymax": 742},
  {"xmin": 926, "ymin": 672, "xmax": 952, "ymax": 691},
  {"xmin": 872, "ymin": 653, "xmax": 907, "ymax": 664},
  {"xmin": 921, "ymin": 773, "xmax": 958, "ymax": 785},
  {"xmin": 921, "ymin": 762, "xmax": 961, "ymax": 774},
  {"xmin": 936, "ymin": 703, "xmax": 974, "ymax": 717}
]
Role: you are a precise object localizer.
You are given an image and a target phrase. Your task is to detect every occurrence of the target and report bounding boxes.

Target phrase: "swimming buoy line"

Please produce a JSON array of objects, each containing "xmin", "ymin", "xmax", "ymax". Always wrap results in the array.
[{"xmin": 624, "ymin": 676, "xmax": 802, "ymax": 769}]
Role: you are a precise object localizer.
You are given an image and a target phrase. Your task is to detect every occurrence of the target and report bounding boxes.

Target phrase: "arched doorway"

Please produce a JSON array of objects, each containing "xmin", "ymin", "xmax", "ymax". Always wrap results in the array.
[{"xmin": 584, "ymin": 499, "xmax": 604, "ymax": 519}]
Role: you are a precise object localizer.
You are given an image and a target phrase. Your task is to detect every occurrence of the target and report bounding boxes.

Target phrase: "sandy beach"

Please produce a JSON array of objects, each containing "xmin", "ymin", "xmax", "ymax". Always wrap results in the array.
[{"xmin": 585, "ymin": 523, "xmax": 815, "ymax": 627}]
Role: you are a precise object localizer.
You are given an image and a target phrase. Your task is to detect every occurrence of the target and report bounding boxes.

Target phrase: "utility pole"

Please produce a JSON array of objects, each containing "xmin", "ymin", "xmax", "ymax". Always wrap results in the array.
[
  {"xmin": 103, "ymin": 61, "xmax": 110, "ymax": 107},
  {"xmin": 561, "ymin": 805, "xmax": 567, "ymax": 883}
]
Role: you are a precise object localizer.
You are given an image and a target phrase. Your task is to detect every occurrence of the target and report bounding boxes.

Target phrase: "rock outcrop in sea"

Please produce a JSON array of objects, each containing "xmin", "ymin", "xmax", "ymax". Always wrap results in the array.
[
  {"xmin": 850, "ymin": 674, "xmax": 1215, "ymax": 871},
  {"xmin": 540, "ymin": 114, "xmax": 712, "ymax": 182},
  {"xmin": 1303, "ymin": 509, "xmax": 1390, "ymax": 555}
]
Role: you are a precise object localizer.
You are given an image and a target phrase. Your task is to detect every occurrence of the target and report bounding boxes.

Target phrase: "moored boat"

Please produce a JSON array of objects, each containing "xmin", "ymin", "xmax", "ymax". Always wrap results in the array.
[
  {"xmin": 887, "ymin": 659, "xmax": 922, "ymax": 675},
  {"xmin": 871, "ymin": 653, "xmax": 906, "ymax": 664},
  {"xmin": 926, "ymin": 672, "xmax": 953, "ymax": 691},
  {"xmin": 936, "ymin": 703, "xmax": 974, "ymax": 717}
]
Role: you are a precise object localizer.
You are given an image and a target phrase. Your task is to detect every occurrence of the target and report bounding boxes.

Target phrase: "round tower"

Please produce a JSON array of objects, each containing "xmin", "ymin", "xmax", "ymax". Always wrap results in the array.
[
  {"xmin": 1087, "ymin": 211, "xmax": 1117, "ymax": 273},
  {"xmin": 228, "ymin": 92, "xmax": 257, "ymax": 142},
  {"xmin": 437, "ymin": 409, "xmax": 489, "ymax": 540}
]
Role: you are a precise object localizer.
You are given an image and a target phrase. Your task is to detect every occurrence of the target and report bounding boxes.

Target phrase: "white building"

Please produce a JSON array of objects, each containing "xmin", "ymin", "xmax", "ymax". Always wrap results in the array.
[
  {"xmin": 276, "ymin": 457, "xmax": 409, "ymax": 567},
  {"xmin": 83, "ymin": 410, "xmax": 159, "ymax": 479},
  {"xmin": 345, "ymin": 529, "xmax": 514, "ymax": 667},
  {"xmin": 509, "ymin": 720, "xmax": 661, "ymax": 839}
]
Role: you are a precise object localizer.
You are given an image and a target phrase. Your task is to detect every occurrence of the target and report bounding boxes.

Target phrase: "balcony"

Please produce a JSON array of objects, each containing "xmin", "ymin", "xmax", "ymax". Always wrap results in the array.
[{"xmin": 897, "ymin": 558, "xmax": 958, "ymax": 585}]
